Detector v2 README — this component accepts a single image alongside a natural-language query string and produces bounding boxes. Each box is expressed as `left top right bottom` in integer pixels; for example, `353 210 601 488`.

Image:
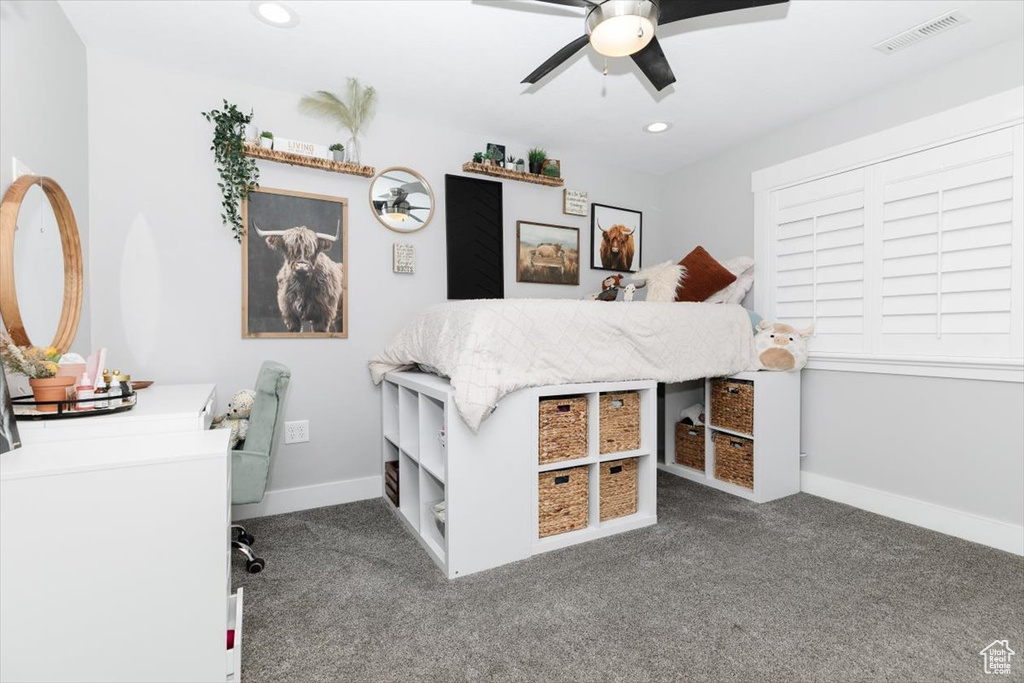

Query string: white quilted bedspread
368 299 758 432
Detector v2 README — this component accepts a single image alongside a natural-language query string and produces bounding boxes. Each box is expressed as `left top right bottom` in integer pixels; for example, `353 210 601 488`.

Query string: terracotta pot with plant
0 333 74 412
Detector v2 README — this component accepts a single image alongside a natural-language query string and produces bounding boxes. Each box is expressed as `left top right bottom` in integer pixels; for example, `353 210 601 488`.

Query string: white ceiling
60 0 1024 174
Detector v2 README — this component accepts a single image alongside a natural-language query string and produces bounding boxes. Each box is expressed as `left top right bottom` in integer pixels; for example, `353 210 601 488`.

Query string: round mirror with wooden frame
0 175 83 352
368 167 434 233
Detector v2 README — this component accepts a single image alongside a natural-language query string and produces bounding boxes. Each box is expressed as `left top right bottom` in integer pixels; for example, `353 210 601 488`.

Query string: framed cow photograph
242 187 348 338
516 221 580 286
591 203 642 273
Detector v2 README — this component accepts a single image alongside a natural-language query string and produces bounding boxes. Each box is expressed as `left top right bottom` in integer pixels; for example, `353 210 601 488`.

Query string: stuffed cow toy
755 321 813 371
211 389 257 449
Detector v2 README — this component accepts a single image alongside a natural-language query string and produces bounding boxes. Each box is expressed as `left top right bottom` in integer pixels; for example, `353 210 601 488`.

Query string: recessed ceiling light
249 1 299 28
644 122 671 133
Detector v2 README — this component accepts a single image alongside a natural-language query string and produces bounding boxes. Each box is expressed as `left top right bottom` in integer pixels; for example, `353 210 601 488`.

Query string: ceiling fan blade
402 182 429 195
533 0 596 7
658 0 788 25
631 36 675 91
522 34 590 84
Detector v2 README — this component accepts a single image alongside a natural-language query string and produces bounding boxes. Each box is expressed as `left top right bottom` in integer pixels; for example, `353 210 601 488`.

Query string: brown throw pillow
675 246 737 302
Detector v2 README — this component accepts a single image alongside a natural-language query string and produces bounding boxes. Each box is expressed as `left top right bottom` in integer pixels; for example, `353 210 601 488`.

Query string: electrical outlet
284 420 309 444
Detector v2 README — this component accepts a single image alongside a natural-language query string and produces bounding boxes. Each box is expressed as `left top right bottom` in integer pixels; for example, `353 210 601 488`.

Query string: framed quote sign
563 189 588 216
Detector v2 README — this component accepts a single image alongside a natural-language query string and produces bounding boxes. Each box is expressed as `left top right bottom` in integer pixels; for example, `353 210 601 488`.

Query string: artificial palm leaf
298 78 377 137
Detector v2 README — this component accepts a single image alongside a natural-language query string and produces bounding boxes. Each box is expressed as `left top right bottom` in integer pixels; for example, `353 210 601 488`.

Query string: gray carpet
232 472 1023 683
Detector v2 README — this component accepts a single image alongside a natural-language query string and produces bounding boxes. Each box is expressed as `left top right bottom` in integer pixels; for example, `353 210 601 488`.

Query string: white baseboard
801 471 1024 557
232 475 381 521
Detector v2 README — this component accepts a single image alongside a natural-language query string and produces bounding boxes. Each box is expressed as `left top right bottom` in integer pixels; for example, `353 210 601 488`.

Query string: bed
369 299 758 431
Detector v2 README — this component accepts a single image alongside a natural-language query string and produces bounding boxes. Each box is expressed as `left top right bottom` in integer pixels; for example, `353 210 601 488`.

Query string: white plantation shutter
771 169 867 353
765 124 1024 376
876 128 1020 359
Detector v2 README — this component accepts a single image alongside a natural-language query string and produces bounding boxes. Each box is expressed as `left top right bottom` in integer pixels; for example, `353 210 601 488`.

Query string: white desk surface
16 383 216 431
0 428 231 480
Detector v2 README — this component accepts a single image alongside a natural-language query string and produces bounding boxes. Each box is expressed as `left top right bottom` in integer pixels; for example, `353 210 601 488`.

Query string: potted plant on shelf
201 99 261 242
482 150 496 166
528 148 547 174
514 157 526 173
543 165 561 179
259 131 274 149
472 151 484 164
329 143 345 162
0 332 74 413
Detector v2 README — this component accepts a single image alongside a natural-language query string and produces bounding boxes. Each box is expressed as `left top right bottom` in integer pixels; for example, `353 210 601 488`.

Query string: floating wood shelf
461 162 564 187
243 143 375 178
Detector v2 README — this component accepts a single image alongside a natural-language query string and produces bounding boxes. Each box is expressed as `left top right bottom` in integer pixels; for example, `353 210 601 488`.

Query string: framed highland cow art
591 203 642 273
242 187 348 338
516 221 580 286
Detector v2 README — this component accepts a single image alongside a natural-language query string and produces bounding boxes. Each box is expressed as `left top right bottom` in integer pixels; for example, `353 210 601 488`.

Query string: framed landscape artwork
516 221 580 286
591 203 642 273
242 187 348 338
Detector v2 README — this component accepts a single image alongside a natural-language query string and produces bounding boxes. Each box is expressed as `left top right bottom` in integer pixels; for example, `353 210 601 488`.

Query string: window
755 100 1023 382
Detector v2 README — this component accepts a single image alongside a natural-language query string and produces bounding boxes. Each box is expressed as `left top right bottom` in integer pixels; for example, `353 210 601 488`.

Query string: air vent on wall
873 10 970 54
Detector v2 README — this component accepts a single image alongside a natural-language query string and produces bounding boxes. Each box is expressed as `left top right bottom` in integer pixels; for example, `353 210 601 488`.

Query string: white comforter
369 299 758 432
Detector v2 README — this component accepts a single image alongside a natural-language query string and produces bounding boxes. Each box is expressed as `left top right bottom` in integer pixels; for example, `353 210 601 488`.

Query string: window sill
805 354 1024 383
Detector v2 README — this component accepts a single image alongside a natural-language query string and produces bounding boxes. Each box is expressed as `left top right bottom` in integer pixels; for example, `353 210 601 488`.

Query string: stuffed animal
754 321 813 371
601 274 624 291
678 403 705 426
211 389 257 448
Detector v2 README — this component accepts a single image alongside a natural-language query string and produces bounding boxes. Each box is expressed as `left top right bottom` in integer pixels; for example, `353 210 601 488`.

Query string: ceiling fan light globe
586 0 658 58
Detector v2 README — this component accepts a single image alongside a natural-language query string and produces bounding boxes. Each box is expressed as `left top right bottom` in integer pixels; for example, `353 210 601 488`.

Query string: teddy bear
211 389 257 449
754 321 813 371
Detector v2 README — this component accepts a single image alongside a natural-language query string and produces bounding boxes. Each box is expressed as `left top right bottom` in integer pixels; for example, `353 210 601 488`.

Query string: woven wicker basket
713 431 754 490
599 392 640 454
538 396 589 465
710 378 754 435
599 458 637 521
538 465 589 537
675 423 705 471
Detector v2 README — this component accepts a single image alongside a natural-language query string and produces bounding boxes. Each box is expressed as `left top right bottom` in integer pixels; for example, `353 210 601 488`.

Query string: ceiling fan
373 176 431 223
520 0 789 92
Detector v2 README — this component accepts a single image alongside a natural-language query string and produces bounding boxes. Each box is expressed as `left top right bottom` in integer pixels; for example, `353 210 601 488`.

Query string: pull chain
603 57 608 76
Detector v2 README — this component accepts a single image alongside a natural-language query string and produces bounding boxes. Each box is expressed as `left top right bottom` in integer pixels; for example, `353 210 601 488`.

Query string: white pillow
634 261 686 302
705 256 754 304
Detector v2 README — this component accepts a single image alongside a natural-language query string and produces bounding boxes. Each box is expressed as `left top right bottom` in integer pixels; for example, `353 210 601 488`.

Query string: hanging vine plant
201 100 260 242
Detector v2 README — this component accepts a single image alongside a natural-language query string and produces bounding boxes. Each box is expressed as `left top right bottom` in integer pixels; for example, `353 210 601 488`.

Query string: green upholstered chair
230 360 290 573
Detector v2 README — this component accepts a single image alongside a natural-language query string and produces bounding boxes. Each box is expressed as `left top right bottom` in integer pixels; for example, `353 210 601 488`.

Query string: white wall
0 0 90 355
84 50 666 511
660 37 1024 526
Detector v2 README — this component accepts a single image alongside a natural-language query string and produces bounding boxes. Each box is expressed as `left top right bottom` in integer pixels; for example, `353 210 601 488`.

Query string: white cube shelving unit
659 370 801 503
381 371 657 578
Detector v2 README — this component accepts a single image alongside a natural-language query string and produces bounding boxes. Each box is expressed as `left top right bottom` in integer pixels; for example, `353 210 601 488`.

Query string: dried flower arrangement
0 331 61 379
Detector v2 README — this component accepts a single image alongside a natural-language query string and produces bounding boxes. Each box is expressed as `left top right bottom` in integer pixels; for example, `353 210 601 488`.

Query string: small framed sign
563 189 588 216
393 243 415 274
273 138 330 160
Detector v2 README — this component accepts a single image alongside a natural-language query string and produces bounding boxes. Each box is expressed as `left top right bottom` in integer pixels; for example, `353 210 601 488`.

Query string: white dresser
15 384 216 444
0 385 243 683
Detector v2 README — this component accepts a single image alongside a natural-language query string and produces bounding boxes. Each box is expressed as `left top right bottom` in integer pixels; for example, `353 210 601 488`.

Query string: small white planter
332 150 345 162
260 137 273 150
